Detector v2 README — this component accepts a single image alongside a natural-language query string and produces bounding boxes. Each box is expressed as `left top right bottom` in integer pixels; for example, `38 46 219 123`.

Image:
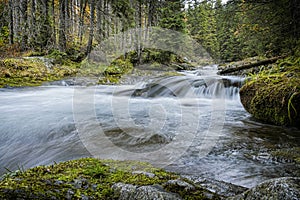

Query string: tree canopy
0 0 299 61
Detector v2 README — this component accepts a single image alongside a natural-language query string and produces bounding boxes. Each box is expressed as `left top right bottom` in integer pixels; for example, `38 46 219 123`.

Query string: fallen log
218 56 284 75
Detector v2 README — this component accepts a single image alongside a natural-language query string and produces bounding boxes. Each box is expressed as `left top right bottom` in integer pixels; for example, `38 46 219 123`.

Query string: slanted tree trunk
218 56 285 75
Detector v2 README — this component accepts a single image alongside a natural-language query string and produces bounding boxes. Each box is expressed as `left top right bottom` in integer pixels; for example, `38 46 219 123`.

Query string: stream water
0 65 299 188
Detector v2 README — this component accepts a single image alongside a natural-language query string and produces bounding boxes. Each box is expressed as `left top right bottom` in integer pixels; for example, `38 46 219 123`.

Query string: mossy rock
239 56 300 127
99 58 133 84
104 58 133 75
0 58 78 88
0 158 219 200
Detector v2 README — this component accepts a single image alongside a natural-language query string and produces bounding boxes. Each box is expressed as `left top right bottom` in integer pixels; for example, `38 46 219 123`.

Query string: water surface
0 66 299 188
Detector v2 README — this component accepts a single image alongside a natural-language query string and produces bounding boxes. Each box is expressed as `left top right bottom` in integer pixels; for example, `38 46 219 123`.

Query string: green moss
160 71 184 77
78 59 107 77
0 58 78 88
98 57 133 84
0 158 218 199
240 56 300 126
22 51 46 57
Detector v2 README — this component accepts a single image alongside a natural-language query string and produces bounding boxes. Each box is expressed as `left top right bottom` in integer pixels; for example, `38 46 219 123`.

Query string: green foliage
0 26 9 47
47 49 82 67
159 0 186 32
111 0 135 30
187 1 218 59
99 57 133 84
127 48 180 65
104 57 133 75
186 0 300 61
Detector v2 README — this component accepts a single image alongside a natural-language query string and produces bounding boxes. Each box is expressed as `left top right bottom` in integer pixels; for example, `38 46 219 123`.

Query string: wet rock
164 179 195 191
132 171 156 178
229 177 300 200
182 175 247 197
112 183 182 200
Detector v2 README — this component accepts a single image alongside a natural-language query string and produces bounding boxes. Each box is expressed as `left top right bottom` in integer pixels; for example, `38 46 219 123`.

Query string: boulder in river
229 177 300 200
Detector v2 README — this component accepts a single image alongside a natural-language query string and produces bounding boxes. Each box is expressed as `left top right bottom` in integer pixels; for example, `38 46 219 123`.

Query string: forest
0 0 299 61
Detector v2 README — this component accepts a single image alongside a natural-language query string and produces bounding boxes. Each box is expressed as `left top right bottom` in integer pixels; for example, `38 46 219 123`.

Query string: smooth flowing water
0 66 299 188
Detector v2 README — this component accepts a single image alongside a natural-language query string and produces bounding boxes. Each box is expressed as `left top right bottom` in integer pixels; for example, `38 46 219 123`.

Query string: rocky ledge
0 158 299 200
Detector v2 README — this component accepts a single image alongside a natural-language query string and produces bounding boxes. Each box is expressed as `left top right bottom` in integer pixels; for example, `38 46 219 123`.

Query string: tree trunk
78 0 87 45
64 0 70 45
135 0 142 64
30 0 36 45
96 0 102 42
105 0 110 38
218 56 285 75
20 0 28 51
102 0 106 38
51 0 56 47
87 0 95 54
9 0 14 45
59 0 66 52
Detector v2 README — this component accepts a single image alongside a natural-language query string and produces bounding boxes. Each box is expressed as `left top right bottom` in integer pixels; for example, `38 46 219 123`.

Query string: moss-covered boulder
98 57 134 84
0 57 78 88
229 177 300 200
239 57 300 127
0 158 220 200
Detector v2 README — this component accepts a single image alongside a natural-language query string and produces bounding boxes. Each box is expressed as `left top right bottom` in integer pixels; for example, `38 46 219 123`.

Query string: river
0 65 299 188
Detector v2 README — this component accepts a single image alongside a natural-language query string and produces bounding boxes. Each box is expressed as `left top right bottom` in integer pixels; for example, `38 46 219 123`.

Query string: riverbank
218 55 300 127
0 158 223 199
0 49 196 88
1 158 299 199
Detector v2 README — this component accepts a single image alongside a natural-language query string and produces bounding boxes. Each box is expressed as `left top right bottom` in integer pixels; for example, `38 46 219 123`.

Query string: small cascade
192 77 243 100
130 66 244 100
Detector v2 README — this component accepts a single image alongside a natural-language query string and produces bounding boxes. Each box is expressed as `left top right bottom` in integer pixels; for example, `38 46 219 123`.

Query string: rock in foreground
229 177 300 200
0 158 219 199
0 158 299 200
